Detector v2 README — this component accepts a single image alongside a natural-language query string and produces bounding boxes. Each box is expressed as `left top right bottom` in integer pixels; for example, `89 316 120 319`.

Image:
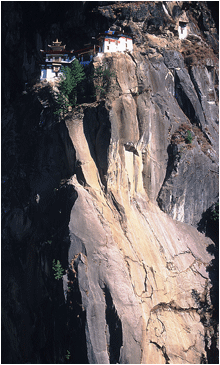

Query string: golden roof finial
52 39 62 46
48 38 66 49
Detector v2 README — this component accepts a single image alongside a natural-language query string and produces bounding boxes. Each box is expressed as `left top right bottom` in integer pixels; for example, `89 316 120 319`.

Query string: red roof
97 32 132 39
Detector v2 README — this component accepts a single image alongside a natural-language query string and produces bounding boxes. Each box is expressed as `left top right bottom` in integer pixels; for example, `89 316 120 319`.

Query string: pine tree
56 59 86 114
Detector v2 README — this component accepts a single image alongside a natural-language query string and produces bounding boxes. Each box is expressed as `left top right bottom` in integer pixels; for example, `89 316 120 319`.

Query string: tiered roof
40 39 73 55
48 39 66 50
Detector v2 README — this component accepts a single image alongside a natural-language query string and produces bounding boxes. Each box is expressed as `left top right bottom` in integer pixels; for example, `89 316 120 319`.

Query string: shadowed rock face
2 1 219 364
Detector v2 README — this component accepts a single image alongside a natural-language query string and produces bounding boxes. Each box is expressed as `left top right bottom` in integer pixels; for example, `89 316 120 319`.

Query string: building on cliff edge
40 32 133 81
40 39 75 81
72 44 99 66
96 30 133 53
72 30 133 64
178 12 189 39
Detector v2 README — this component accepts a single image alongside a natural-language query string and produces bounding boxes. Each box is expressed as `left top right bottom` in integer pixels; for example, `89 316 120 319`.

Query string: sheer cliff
2 2 219 364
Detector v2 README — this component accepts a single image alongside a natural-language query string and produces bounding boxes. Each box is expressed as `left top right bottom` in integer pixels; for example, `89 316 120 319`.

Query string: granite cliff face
2 2 219 364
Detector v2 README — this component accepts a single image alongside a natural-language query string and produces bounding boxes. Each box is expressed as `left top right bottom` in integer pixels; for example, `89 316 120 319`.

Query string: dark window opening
179 22 187 34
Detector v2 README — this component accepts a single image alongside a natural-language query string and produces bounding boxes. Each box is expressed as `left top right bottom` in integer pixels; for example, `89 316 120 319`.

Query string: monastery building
97 30 133 53
40 39 75 81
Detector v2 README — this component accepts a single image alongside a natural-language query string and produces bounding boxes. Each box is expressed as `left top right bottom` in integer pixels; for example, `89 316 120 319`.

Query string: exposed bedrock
91 50 218 226
63 50 218 363
2 1 219 364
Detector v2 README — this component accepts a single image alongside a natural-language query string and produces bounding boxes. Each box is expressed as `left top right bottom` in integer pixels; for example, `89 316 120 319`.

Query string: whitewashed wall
119 36 133 52
102 36 133 53
178 24 188 39
40 67 63 81
40 69 47 80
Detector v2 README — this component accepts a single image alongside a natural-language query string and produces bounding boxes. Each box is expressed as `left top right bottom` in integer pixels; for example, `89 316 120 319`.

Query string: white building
97 30 133 53
178 13 189 40
40 39 75 82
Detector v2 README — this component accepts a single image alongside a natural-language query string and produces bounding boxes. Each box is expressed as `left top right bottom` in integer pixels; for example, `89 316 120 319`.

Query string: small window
108 39 110 44
179 22 186 34
126 43 128 48
116 40 118 46
107 46 109 50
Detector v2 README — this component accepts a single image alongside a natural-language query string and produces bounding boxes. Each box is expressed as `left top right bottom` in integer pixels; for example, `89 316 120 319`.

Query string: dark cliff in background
1 1 218 105
1 2 219 364
2 1 109 105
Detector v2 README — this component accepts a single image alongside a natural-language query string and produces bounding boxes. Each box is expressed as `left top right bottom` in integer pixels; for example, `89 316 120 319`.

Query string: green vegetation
65 350 71 360
54 59 86 116
52 259 64 280
44 239 52 245
54 61 116 115
185 130 193 144
93 65 116 98
211 202 219 221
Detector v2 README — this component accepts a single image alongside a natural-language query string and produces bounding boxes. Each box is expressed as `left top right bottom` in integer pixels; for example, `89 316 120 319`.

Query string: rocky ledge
2 1 219 364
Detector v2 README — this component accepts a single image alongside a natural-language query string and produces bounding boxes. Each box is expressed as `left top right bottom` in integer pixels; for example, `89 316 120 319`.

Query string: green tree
52 259 64 280
93 66 116 99
211 202 219 221
185 130 193 144
54 90 70 118
65 350 71 360
55 59 86 115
